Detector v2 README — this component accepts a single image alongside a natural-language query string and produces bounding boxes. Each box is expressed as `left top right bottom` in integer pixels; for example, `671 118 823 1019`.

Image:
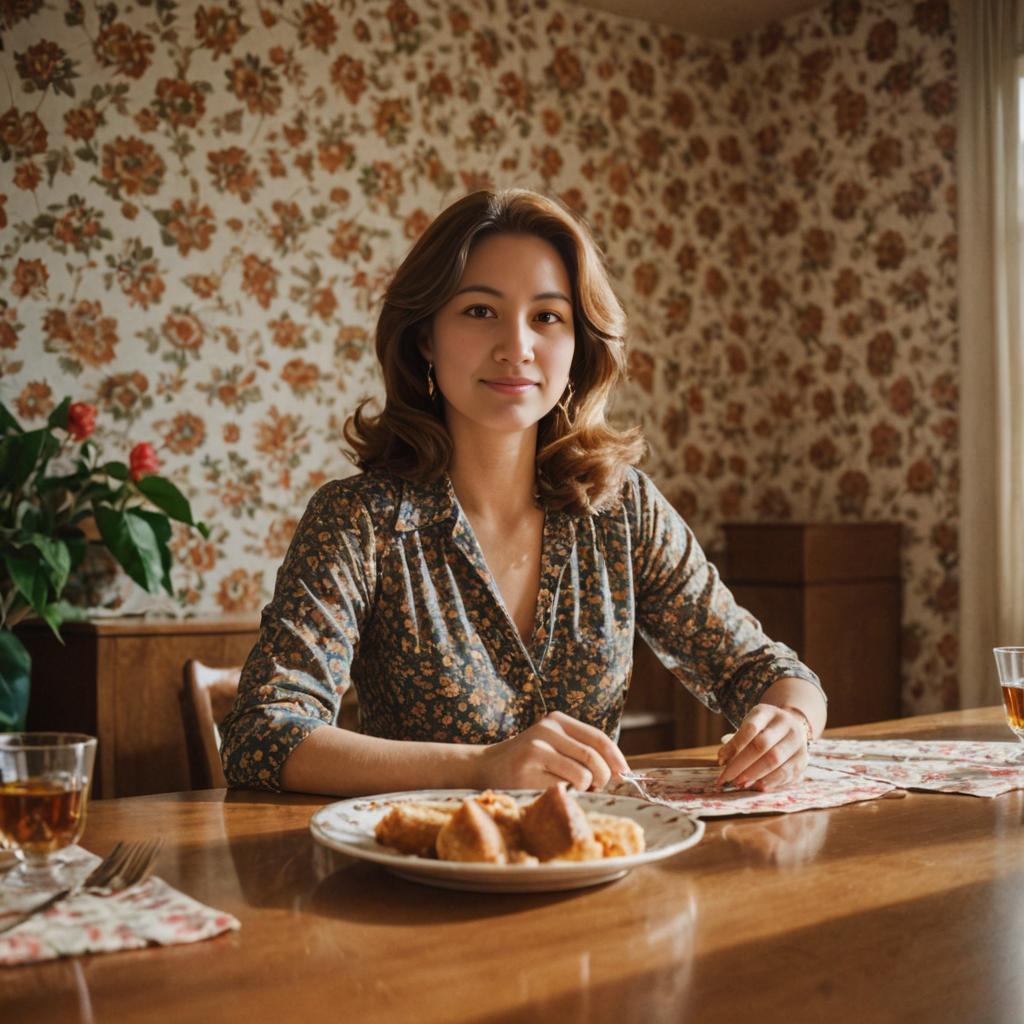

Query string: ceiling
569 0 826 39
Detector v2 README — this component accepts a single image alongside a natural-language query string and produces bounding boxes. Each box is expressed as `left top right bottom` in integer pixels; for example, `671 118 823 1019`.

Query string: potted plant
0 397 208 730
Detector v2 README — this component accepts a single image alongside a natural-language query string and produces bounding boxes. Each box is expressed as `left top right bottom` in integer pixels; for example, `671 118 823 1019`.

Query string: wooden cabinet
722 522 902 728
19 616 259 798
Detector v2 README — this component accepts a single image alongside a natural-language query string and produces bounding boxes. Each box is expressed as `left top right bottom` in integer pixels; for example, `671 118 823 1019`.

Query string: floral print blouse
220 467 822 791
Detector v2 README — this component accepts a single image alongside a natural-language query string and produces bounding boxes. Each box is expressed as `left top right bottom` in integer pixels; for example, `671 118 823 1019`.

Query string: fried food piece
474 789 523 848
587 812 646 858
374 800 457 857
435 797 509 864
520 784 604 862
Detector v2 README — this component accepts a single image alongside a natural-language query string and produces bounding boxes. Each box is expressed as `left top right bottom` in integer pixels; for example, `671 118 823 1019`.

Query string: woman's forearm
279 724 485 797
759 676 828 738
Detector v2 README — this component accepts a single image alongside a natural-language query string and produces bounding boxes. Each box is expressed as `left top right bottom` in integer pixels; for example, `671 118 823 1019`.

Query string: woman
221 188 826 797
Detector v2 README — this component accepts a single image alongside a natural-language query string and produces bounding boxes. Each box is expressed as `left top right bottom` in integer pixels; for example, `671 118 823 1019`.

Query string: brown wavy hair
344 188 645 514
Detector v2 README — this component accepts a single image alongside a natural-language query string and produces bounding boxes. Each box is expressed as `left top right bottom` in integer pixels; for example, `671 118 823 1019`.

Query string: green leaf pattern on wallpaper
1 0 959 712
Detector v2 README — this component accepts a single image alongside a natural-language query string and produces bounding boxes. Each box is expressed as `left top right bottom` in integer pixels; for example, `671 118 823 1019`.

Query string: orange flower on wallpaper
116 256 166 309
281 358 320 396
264 516 299 559
374 97 412 142
546 47 583 93
241 254 279 309
227 55 283 115
269 315 306 349
187 538 217 574
255 406 310 468
318 140 355 174
43 301 118 367
194 6 248 59
14 381 54 421
15 39 76 95
96 371 150 420
0 107 47 159
330 54 367 104
216 568 264 613
162 311 205 354
386 0 420 38
64 104 99 140
11 258 48 298
298 3 338 52
94 22 153 78
161 412 207 455
153 77 207 128
159 197 216 255
13 161 41 191
208 146 262 202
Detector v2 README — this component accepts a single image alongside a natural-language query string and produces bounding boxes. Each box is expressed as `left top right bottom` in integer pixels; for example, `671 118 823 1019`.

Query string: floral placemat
0 845 239 967
810 738 1024 797
613 765 896 817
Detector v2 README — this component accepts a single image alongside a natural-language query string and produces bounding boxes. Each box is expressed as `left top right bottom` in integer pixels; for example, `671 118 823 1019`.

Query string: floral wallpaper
1 0 957 712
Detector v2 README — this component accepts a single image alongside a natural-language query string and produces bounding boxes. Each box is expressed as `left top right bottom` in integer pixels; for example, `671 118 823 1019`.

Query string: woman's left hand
715 704 810 791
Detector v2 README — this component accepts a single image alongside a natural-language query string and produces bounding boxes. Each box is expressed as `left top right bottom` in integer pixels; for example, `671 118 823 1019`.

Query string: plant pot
63 542 179 617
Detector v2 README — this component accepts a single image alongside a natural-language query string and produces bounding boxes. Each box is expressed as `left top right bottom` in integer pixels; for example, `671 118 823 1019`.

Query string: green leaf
132 508 173 592
135 475 196 525
0 430 47 487
3 549 51 617
61 530 87 572
100 461 129 480
94 505 167 594
37 466 90 493
15 502 42 532
82 481 124 504
29 535 71 596
0 630 31 732
47 396 72 429
0 401 23 435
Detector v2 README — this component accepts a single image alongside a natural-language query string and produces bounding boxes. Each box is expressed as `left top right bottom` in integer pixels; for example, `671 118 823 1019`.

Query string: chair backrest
182 660 241 789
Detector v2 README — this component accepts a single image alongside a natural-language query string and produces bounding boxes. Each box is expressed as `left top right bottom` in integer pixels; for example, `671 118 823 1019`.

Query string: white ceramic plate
309 789 705 893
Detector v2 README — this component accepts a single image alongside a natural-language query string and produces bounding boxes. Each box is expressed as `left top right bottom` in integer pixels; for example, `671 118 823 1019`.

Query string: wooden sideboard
20 616 259 798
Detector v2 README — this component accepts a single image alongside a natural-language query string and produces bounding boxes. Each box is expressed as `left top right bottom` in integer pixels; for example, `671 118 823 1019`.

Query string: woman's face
421 232 576 444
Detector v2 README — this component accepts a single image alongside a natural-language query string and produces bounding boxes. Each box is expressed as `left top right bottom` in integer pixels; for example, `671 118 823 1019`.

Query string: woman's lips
482 378 538 394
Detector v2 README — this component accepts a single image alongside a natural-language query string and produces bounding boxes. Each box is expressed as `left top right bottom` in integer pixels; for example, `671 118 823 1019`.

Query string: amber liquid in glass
0 779 85 856
1000 683 1024 739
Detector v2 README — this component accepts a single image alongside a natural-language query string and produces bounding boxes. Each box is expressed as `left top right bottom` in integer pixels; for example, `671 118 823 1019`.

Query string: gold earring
427 362 436 398
558 380 575 419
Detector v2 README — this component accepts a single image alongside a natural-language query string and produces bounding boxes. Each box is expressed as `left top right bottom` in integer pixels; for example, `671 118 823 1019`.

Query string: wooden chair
182 660 241 789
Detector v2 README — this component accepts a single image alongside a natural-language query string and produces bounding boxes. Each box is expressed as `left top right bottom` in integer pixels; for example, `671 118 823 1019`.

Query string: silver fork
0 838 164 936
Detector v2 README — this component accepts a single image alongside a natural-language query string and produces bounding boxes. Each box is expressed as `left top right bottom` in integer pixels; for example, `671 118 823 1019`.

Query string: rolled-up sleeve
220 482 377 791
628 470 824 728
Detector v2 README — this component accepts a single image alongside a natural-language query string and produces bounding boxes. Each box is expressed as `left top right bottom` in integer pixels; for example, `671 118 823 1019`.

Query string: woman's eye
536 311 563 324
464 305 493 318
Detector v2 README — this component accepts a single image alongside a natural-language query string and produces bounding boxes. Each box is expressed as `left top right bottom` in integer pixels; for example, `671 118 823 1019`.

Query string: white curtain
957 0 1024 706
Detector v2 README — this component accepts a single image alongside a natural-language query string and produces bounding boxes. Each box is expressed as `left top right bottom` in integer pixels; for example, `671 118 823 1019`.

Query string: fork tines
87 837 164 890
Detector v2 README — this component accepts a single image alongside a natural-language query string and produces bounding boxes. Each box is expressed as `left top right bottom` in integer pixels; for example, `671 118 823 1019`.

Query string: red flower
129 441 160 481
66 402 97 441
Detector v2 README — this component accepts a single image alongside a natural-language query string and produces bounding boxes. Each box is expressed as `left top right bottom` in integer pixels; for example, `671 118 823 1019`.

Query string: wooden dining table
4 707 1023 1023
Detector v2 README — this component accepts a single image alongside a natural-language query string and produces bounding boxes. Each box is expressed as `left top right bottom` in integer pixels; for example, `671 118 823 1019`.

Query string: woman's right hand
474 711 629 792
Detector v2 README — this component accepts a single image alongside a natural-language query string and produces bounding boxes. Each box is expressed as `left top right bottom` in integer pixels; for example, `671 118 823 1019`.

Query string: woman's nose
494 316 535 364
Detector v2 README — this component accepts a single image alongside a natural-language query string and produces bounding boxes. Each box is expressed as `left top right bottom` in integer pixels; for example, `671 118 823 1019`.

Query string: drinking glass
0 733 97 891
993 647 1024 760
